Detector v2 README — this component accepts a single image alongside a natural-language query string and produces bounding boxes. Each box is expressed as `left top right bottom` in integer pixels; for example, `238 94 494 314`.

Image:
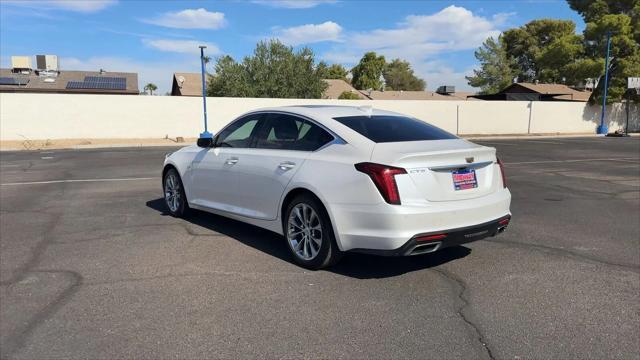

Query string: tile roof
0 68 138 94
505 82 592 101
358 90 476 101
171 72 204 96
168 74 478 101
322 79 365 99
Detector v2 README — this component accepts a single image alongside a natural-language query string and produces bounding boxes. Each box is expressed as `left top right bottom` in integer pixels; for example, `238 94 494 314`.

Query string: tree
466 36 517 94
567 0 638 22
383 59 426 91
338 91 361 99
207 40 327 98
501 19 585 85
208 55 252 97
351 52 386 90
144 83 157 95
469 1 639 102
568 0 640 103
202 55 212 73
320 63 349 81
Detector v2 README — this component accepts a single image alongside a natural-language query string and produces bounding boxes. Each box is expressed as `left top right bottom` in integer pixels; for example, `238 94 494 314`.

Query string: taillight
497 157 507 188
355 162 407 205
415 233 447 242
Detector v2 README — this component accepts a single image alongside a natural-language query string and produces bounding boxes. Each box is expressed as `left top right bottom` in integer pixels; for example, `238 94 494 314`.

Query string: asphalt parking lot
1 136 638 359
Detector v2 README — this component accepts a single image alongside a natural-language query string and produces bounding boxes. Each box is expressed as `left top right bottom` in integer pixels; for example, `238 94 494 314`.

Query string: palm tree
202 55 213 74
144 83 158 95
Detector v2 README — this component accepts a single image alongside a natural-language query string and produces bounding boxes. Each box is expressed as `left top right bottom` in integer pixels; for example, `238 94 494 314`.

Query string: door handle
278 161 296 170
225 157 239 165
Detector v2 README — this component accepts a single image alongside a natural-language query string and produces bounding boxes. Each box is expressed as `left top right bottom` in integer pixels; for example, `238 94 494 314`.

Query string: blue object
199 46 213 139
597 31 611 135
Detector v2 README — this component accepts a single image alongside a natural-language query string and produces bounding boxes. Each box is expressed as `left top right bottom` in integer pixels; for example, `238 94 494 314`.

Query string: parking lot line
475 142 521 146
506 157 639 165
0 177 156 186
521 140 566 144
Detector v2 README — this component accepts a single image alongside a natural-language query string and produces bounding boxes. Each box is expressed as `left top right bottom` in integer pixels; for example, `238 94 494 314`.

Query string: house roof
358 90 476 101
171 72 204 96
0 68 139 94
502 82 592 101
322 79 365 99
167 74 478 101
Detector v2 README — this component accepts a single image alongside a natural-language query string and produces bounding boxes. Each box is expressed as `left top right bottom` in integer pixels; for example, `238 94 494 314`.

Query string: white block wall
0 93 637 141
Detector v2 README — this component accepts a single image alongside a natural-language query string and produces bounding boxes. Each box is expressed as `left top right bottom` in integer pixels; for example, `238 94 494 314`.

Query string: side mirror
197 137 214 148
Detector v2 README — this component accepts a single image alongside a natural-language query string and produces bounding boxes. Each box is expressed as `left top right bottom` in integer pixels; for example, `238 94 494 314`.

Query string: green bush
338 91 361 100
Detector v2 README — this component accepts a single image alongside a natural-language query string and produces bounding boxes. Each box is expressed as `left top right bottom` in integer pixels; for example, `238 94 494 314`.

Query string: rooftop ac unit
11 56 32 70
36 55 58 71
436 85 455 95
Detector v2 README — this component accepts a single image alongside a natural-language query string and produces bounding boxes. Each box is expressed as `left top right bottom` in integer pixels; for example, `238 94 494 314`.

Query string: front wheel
163 168 189 217
284 194 342 269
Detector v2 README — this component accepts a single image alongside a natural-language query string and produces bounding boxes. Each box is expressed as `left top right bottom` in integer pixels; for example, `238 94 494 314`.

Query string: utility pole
626 89 630 135
199 45 212 139
597 31 612 135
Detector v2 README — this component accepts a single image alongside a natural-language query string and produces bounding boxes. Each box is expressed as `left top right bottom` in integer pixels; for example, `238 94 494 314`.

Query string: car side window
254 113 334 151
214 114 262 148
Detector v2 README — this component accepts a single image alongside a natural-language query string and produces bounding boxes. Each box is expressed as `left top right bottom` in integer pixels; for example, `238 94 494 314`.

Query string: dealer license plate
452 169 478 190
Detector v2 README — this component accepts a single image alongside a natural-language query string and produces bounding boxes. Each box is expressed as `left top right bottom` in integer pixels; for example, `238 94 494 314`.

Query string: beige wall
1 93 637 141
458 101 531 134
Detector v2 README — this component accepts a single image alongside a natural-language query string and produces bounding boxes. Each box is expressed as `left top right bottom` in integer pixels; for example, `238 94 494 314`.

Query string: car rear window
333 115 457 143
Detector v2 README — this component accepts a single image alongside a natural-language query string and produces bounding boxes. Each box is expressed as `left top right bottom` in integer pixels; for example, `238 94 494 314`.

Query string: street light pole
199 45 212 139
597 31 612 135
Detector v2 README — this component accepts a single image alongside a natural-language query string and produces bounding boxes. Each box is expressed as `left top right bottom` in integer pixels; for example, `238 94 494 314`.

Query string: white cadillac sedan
162 106 511 269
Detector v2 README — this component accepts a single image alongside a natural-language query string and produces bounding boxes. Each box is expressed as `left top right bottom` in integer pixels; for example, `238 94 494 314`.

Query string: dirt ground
0 137 198 151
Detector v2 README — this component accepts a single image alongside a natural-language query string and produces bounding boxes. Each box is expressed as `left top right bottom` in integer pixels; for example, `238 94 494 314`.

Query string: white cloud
412 61 477 92
251 0 336 9
142 8 226 30
322 6 510 91
143 39 221 55
60 56 201 95
1 0 117 13
273 21 342 46
321 51 360 65
492 12 516 26
351 6 501 52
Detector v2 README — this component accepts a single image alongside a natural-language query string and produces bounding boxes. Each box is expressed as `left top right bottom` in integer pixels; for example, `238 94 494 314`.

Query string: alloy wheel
287 203 323 260
164 173 181 213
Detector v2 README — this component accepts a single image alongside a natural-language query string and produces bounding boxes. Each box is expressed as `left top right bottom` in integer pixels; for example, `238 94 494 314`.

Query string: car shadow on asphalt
146 198 471 279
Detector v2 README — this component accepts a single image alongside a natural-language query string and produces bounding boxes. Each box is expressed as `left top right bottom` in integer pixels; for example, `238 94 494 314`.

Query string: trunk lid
371 139 500 202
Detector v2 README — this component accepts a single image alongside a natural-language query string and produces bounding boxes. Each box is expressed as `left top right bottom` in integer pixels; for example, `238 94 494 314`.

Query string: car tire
284 194 342 270
163 168 189 217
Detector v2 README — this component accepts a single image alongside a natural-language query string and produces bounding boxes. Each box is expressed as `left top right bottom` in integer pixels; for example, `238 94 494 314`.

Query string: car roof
240 105 406 145
255 105 401 119
237 105 408 148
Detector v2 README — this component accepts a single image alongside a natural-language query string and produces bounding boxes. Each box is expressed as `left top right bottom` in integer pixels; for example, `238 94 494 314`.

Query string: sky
0 0 585 94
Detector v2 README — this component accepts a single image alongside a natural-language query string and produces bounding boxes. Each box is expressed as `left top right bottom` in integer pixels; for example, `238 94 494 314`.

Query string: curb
1 133 637 151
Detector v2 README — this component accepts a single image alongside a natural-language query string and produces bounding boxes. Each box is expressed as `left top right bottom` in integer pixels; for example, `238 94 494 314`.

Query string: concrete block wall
0 93 637 141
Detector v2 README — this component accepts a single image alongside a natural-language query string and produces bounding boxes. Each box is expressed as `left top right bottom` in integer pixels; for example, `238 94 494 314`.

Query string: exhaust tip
408 241 442 256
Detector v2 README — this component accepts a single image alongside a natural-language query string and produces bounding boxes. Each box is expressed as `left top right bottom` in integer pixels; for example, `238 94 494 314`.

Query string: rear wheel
284 194 341 269
163 168 189 217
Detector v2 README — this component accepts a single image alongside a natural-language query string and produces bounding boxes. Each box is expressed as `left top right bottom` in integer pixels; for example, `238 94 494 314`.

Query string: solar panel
84 76 126 84
66 81 85 89
0 77 29 86
0 77 16 85
65 77 126 90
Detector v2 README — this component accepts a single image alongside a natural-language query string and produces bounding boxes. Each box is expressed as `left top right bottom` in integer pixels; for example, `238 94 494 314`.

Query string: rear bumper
347 215 511 256
328 187 511 252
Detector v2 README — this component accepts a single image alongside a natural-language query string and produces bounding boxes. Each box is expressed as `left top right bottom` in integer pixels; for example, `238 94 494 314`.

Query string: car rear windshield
333 115 457 143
